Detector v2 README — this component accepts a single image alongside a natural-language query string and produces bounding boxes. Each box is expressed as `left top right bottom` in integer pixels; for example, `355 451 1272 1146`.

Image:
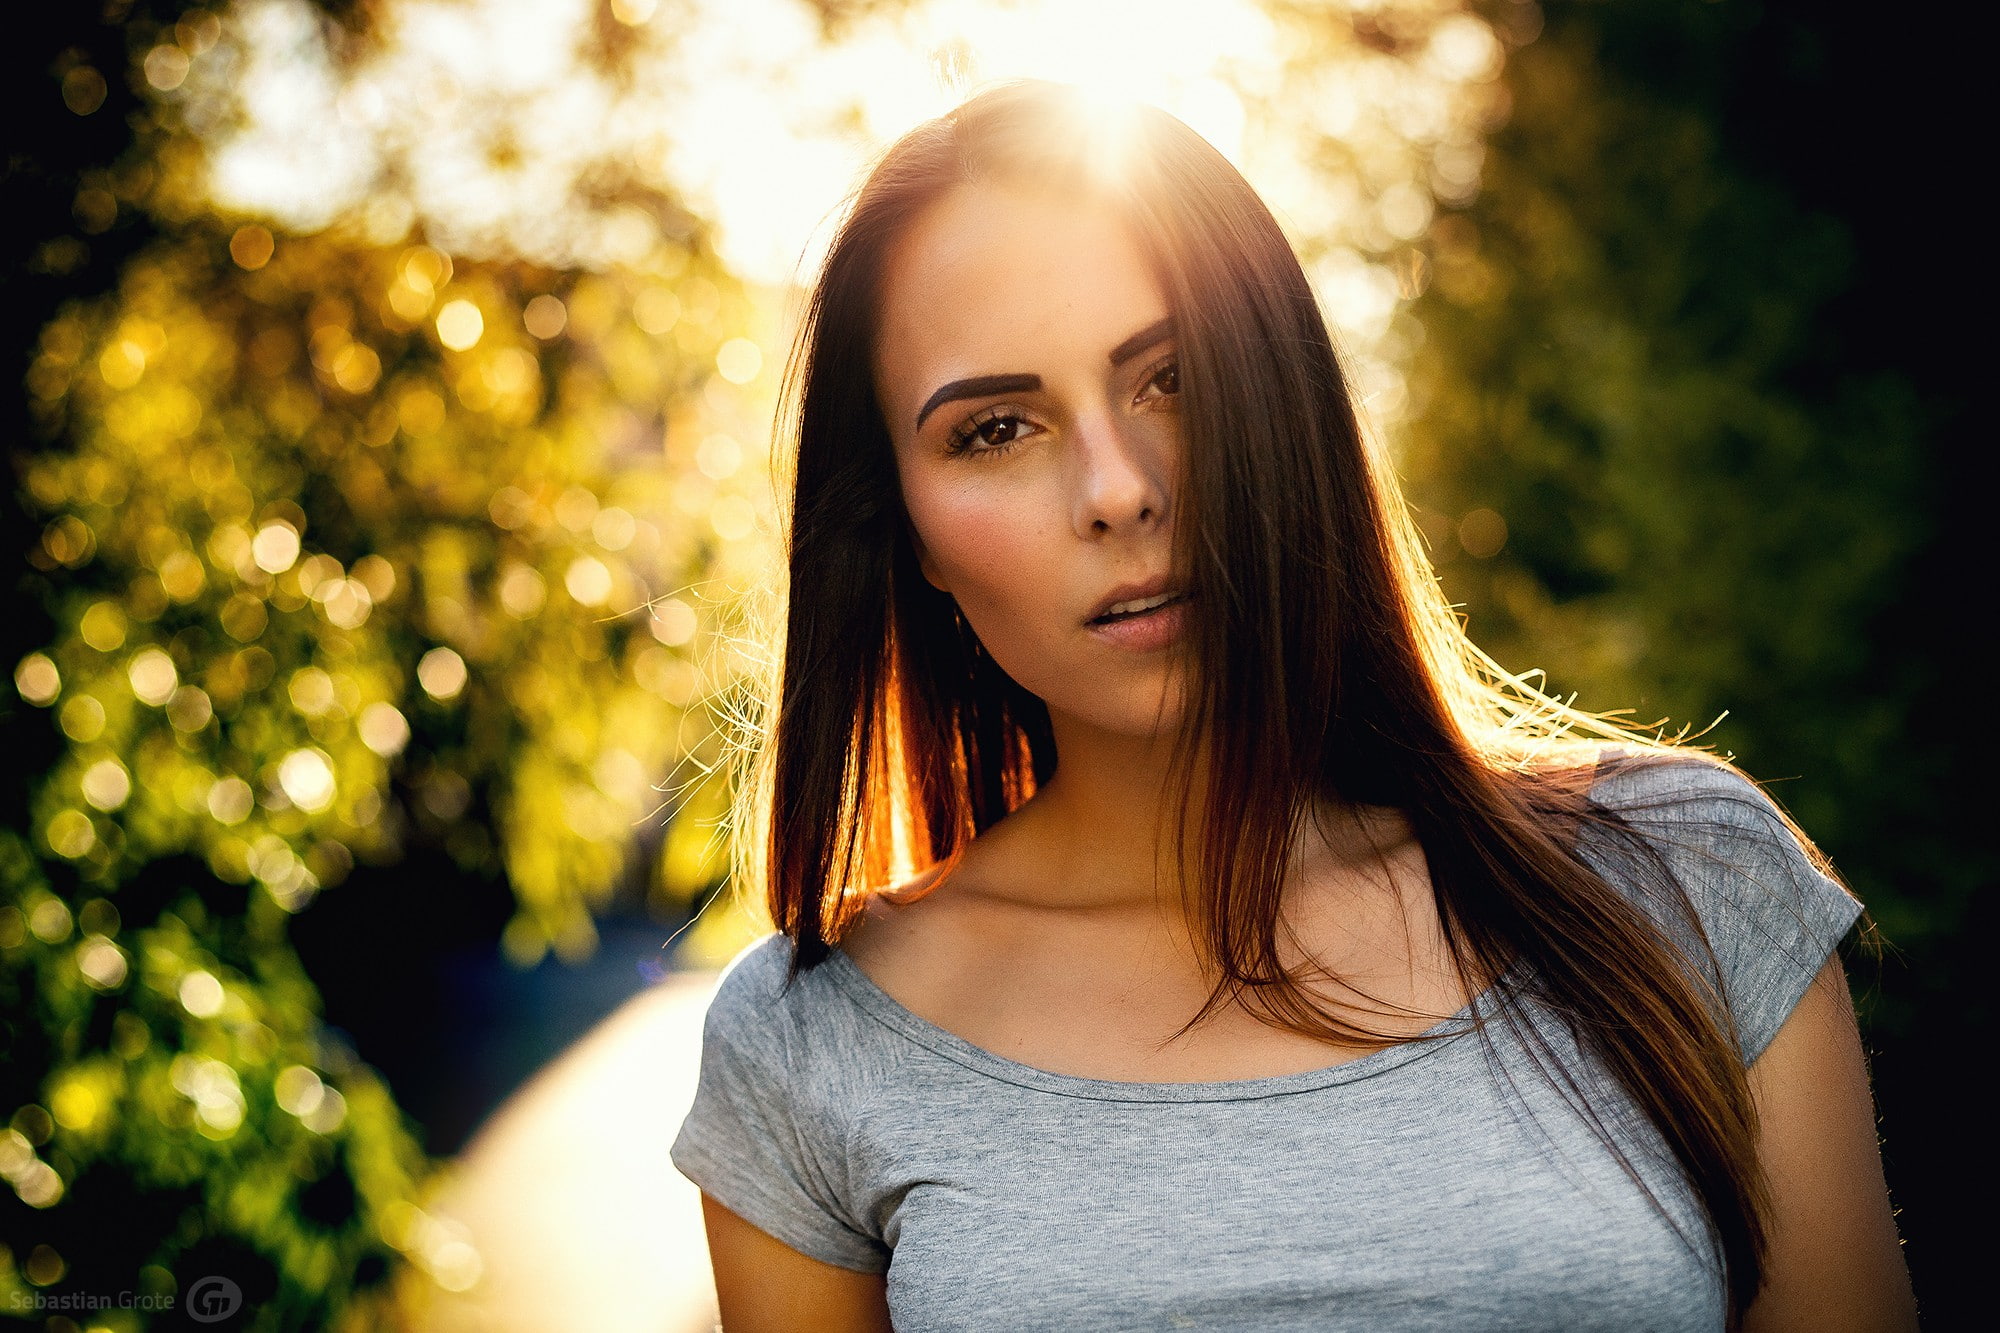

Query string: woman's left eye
1138 355 1180 403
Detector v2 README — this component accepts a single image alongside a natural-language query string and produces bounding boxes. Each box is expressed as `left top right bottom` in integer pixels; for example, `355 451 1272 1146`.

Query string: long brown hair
729 78 1839 1320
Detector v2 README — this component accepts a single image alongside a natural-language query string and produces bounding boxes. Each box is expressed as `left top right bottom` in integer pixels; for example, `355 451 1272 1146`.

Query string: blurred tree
4 1 753 1325
1406 5 1924 838
1404 0 1979 1317
19 220 747 961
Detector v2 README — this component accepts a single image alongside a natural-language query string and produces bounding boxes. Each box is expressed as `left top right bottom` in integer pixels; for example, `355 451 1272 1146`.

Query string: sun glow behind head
197 0 1272 287
193 0 1514 427
676 0 1274 286
1060 84 1153 197
910 0 1262 163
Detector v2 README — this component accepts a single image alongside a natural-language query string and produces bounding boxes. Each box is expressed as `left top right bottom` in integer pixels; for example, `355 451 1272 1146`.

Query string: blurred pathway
397 967 724 1332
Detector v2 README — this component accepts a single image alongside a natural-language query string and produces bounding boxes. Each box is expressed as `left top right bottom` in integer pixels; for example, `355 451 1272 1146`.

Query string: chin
1055 683 1191 740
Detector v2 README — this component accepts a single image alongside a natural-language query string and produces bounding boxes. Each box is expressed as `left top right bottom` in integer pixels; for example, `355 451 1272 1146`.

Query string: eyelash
944 354 1182 460
946 404 1027 459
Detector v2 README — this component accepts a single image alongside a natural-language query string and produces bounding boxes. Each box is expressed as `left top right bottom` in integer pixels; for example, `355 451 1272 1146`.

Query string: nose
1069 407 1172 538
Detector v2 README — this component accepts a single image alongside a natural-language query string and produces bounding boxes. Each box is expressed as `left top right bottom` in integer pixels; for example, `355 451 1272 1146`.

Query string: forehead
871 180 1168 422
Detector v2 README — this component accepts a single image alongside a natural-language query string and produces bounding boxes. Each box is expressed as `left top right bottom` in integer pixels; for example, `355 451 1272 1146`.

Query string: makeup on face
873 180 1193 731
913 317 1176 433
1085 592 1190 651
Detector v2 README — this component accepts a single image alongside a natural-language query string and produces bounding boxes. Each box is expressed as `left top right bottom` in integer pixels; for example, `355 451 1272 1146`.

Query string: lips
1089 591 1189 624
1085 590 1190 651
1084 576 1184 625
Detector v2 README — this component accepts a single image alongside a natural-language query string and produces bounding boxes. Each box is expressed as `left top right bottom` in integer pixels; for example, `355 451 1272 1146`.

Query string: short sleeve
1586 754 1865 1065
669 935 889 1272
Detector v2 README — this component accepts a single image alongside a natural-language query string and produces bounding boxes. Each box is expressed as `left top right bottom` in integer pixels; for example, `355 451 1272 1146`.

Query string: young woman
669 81 1915 1331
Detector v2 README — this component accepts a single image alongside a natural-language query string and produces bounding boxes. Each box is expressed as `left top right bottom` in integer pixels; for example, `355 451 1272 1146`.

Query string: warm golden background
2 1 1977 1328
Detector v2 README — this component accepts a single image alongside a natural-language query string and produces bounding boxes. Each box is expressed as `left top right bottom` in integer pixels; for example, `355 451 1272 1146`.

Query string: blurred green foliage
4 3 758 1323
2 827 422 1327
1406 0 1956 994
17 218 750 958
1406 4 1976 1309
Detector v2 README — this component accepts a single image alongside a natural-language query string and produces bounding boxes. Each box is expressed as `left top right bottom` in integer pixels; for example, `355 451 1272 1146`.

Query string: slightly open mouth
1089 591 1189 625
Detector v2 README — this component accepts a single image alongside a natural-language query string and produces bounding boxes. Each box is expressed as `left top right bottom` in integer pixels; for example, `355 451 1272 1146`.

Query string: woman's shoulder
1585 743 1784 814
672 928 893 1272
1504 741 1790 845
708 929 798 999
691 926 898 1107
1580 745 1842 882
697 928 853 1044
1571 745 1864 1061
1573 743 1833 889
697 857 988 1055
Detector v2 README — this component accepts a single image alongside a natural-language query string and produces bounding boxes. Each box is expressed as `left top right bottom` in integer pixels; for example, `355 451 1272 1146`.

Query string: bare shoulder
839 802 1047 966
831 817 1102 1040
843 860 951 948
838 856 994 1000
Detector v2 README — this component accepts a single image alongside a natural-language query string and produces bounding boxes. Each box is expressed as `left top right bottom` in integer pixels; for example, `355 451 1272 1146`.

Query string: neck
976 716 1401 924
1018 728 1207 907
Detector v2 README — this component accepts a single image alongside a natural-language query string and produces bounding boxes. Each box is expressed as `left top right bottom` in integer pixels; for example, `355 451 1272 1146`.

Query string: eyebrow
914 373 1039 432
1108 317 1175 369
911 317 1177 432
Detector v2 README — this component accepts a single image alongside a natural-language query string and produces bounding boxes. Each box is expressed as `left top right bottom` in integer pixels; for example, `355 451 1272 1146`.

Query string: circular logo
185 1276 243 1324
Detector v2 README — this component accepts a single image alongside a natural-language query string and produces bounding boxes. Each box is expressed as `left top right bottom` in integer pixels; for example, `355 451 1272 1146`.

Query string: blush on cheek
901 464 1074 697
914 491 1054 603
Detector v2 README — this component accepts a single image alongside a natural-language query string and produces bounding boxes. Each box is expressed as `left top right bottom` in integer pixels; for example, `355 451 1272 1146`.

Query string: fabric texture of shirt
668 752 1863 1331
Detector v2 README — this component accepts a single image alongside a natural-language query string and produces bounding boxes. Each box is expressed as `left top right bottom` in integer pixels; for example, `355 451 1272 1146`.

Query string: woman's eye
1141 357 1181 401
977 416 1022 446
948 408 1032 456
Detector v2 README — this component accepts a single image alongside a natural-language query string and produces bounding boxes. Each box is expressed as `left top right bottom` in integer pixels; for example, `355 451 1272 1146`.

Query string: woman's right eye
947 407 1033 457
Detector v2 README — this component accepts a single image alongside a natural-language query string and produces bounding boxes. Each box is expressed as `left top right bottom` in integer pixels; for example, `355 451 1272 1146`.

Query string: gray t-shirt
669 754 1862 1330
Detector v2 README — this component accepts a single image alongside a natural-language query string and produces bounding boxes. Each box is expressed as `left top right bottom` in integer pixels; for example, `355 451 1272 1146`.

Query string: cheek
906 478 1061 623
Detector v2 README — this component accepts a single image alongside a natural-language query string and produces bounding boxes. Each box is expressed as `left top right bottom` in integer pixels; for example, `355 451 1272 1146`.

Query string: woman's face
872 179 1192 737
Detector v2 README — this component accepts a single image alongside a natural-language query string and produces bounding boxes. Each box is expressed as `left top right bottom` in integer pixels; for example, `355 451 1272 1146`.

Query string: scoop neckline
817 943 1500 1103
